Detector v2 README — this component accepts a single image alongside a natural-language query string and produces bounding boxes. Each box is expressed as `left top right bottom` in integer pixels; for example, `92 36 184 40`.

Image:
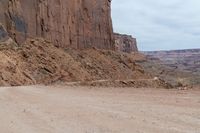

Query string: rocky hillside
0 38 172 88
0 0 114 49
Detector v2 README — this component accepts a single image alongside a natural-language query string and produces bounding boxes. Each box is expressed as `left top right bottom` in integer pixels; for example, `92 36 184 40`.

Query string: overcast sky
111 0 200 51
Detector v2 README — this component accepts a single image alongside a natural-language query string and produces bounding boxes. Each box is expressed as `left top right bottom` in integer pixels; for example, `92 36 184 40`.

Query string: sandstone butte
0 0 114 49
114 33 138 53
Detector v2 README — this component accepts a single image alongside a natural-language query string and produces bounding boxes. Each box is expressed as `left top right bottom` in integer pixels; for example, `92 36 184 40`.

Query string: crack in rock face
0 24 8 42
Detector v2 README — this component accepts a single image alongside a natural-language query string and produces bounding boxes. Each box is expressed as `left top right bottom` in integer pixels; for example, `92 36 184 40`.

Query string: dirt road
0 86 199 133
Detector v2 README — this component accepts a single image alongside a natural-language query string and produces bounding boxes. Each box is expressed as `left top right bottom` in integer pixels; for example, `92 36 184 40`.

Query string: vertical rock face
114 33 138 53
0 0 114 49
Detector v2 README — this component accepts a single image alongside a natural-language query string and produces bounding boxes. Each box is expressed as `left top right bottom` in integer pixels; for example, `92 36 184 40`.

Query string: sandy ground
0 86 199 133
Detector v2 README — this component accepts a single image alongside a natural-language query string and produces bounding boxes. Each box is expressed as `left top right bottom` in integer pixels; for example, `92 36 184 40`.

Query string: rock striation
114 33 138 53
0 0 114 49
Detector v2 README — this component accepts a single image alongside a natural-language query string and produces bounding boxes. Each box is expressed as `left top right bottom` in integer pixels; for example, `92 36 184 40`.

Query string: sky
111 0 200 51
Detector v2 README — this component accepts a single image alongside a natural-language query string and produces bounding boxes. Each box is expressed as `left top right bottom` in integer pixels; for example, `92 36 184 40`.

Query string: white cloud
111 0 200 51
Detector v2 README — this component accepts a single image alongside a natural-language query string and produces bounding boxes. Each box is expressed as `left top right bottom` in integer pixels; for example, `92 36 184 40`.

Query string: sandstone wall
0 0 114 49
114 33 138 53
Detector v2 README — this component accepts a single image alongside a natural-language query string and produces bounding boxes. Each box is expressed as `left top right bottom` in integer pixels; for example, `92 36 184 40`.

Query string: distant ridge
142 48 200 53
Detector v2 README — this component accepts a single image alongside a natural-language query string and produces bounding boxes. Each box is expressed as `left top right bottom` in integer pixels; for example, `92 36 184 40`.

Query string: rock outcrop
114 33 138 53
0 0 114 49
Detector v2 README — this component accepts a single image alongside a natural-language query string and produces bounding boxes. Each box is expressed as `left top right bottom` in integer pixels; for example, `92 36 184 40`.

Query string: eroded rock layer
0 0 114 49
114 33 138 53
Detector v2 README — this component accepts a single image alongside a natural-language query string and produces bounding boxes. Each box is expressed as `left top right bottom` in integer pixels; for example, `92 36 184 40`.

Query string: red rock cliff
0 0 114 49
114 33 138 53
